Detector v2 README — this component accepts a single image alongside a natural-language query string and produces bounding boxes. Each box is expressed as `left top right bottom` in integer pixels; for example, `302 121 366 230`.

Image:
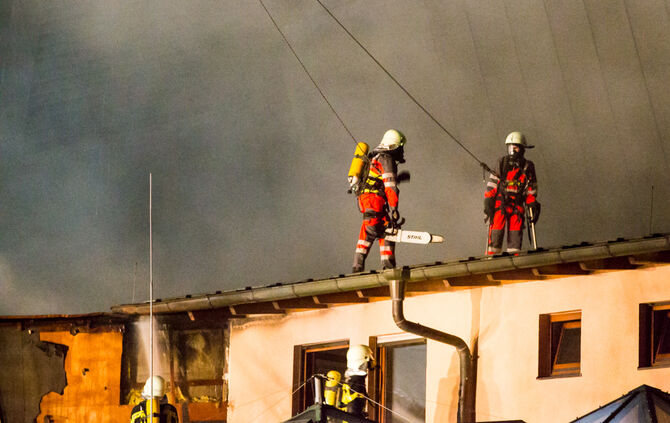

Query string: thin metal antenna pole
149 173 154 418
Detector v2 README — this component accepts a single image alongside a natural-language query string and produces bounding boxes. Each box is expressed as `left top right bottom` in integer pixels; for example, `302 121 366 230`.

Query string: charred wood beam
357 287 390 298
445 274 501 287
177 309 231 326
629 251 670 264
171 379 224 386
405 279 450 292
532 263 591 276
273 297 328 311
228 302 285 316
313 292 369 304
579 257 640 270
487 269 545 281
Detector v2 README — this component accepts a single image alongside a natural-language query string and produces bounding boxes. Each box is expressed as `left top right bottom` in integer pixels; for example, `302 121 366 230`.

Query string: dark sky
1 0 669 315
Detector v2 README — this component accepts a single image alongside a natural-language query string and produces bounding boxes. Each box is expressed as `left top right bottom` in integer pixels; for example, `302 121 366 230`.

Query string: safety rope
315 373 415 422
314 0 496 177
247 375 315 423
258 0 358 144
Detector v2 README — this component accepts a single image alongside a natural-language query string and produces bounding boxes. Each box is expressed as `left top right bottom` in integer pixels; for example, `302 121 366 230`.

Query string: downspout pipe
386 268 476 423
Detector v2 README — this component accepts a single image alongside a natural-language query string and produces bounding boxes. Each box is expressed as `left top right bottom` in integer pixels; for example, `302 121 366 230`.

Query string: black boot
352 253 366 273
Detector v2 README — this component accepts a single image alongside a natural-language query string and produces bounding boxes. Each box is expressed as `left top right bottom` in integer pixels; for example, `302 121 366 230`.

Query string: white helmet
377 129 406 150
504 131 534 149
347 344 376 372
142 375 167 399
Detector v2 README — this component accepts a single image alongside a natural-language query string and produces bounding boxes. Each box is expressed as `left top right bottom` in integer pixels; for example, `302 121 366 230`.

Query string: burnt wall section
0 325 67 423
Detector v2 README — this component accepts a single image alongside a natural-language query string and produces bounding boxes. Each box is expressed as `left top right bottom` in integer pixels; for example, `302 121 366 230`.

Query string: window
539 311 581 377
121 321 227 405
370 336 426 423
172 328 226 401
639 302 670 368
292 340 349 415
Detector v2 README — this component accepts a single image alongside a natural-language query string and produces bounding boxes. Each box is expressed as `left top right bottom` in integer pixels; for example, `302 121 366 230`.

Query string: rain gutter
111 234 670 315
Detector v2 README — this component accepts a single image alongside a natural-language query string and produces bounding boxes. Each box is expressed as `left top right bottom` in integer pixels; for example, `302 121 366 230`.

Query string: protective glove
484 197 495 223
528 201 541 224
388 207 404 231
396 171 411 185
390 207 400 223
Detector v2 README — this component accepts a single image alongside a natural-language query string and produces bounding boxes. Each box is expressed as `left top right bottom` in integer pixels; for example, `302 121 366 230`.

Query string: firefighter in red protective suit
352 129 406 273
484 131 540 255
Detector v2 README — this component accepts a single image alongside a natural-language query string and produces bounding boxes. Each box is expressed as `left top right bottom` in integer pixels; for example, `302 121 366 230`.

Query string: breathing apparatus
324 370 342 406
505 131 533 166
142 376 166 423
347 142 370 195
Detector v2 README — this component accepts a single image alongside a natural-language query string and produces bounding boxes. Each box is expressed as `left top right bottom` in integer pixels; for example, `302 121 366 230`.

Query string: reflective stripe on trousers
487 202 524 255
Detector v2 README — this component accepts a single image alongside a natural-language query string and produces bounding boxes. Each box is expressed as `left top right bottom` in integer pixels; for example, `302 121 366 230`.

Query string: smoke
134 317 169 380
0 255 63 314
1 1 669 315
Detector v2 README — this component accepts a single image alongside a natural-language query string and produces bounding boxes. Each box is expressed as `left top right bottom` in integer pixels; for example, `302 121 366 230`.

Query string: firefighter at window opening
484 131 540 255
340 344 377 417
130 376 179 423
352 129 406 273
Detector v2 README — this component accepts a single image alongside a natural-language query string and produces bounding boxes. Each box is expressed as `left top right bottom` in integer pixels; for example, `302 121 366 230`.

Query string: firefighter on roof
130 376 179 423
351 129 406 272
484 131 540 255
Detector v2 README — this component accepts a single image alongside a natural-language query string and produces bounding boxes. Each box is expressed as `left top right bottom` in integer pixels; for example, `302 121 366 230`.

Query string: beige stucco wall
227 264 670 423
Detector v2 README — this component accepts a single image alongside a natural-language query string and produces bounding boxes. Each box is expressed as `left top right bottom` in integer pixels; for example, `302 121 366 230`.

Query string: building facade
217 238 670 422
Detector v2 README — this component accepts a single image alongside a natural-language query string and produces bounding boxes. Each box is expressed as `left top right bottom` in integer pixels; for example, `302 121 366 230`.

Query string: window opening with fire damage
121 321 227 406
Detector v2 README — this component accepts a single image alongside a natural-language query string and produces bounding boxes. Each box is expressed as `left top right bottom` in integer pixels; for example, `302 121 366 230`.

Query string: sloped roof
0 312 129 331
111 234 670 318
571 385 670 423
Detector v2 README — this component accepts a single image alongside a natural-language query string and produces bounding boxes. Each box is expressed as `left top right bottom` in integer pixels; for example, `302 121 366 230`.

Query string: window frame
639 302 670 369
538 310 582 378
291 340 349 416
369 335 427 423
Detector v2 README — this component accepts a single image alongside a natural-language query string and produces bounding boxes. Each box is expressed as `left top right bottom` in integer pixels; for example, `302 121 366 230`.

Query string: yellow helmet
326 370 342 383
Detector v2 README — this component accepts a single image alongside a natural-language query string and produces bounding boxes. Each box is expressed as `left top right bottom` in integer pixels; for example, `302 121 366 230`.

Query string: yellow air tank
324 370 342 406
348 142 369 179
348 142 369 194
149 398 160 423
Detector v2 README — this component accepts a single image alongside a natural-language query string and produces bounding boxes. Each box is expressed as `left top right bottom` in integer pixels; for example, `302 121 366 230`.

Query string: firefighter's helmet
504 131 534 149
142 375 167 399
327 370 342 383
346 344 376 372
377 129 406 150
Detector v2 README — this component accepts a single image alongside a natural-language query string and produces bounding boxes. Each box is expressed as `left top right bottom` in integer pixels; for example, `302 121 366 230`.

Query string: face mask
393 146 405 163
507 144 524 159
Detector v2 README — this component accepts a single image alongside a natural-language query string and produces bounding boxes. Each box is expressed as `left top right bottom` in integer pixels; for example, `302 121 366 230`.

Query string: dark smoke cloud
1 0 669 314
